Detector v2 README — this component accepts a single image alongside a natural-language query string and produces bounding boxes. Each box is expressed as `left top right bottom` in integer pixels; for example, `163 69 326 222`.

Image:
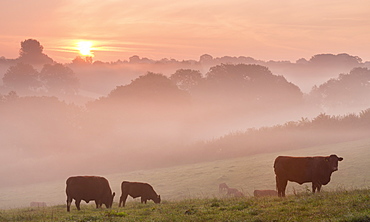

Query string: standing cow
66 176 115 212
119 181 161 207
274 154 343 197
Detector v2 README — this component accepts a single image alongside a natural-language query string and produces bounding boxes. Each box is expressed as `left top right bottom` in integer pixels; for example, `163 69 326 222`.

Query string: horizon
1 0 370 63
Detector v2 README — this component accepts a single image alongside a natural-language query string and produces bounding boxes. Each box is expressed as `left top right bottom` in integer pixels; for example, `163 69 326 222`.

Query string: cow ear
338 157 343 161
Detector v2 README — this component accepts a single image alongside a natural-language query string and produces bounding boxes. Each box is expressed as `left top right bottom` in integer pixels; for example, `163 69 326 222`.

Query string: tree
108 72 188 103
310 67 370 112
39 63 80 95
17 39 53 65
170 69 203 91
2 63 41 93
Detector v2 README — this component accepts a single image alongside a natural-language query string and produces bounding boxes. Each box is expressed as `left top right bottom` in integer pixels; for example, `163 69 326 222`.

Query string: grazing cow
66 176 115 212
274 154 343 197
253 190 278 197
219 183 229 192
119 181 161 207
226 187 244 197
30 202 47 207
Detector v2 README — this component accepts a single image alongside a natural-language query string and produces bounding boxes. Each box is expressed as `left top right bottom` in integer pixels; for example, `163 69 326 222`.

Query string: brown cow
226 187 244 197
66 176 115 212
219 183 229 192
253 190 278 197
274 154 343 197
119 181 161 207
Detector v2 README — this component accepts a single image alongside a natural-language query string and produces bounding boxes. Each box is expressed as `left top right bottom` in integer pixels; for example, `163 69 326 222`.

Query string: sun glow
76 41 93 56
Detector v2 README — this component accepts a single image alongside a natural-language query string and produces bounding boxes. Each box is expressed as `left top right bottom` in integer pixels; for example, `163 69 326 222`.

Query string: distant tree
17 39 53 65
197 64 302 108
71 56 92 65
310 67 370 112
199 54 213 64
309 53 362 67
2 63 41 93
39 63 80 95
170 69 203 91
108 72 188 103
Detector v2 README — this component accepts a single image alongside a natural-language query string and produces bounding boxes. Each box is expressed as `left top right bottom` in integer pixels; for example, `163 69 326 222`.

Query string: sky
1 0 370 63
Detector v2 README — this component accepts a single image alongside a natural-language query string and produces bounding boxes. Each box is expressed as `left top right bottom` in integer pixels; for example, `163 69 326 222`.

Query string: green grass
1 138 370 210
1 189 369 221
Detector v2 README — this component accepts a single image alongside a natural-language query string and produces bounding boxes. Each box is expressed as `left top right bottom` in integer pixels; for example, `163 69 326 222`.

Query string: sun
76 41 93 56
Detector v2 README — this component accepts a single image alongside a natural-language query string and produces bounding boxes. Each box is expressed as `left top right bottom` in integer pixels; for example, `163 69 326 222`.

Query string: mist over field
1 39 370 190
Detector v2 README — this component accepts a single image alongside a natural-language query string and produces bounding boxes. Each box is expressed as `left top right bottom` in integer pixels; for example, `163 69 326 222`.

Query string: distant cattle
274 154 343 197
226 187 244 197
253 190 278 197
119 181 161 207
66 176 115 212
30 202 47 207
219 183 229 192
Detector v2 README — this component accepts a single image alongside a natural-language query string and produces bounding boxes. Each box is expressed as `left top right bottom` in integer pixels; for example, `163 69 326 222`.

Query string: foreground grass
1 189 369 222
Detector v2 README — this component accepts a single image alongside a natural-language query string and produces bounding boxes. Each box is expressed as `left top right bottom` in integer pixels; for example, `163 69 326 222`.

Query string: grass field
1 138 369 210
1 189 369 221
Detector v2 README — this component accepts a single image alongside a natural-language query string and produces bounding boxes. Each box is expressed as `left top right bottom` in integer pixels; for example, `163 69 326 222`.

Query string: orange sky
1 0 369 63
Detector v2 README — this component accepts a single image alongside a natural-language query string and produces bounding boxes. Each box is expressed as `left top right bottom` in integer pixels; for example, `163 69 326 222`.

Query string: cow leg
119 194 128 207
95 200 101 209
141 197 147 204
75 199 81 211
312 183 322 193
312 183 317 193
276 176 287 197
316 184 322 193
66 196 72 212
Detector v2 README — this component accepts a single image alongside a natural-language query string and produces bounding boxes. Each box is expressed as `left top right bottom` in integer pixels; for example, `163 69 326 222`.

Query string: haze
1 0 370 207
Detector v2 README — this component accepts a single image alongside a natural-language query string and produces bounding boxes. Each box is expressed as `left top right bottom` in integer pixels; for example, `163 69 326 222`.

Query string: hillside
0 138 369 209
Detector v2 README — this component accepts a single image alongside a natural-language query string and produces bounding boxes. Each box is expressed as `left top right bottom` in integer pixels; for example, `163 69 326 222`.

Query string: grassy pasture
0 138 369 210
1 189 369 221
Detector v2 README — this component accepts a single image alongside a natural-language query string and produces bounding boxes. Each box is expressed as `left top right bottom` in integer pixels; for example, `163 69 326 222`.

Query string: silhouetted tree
310 67 370 112
108 72 189 104
71 56 93 65
39 63 80 95
197 64 302 108
17 39 53 65
309 53 362 67
170 69 203 91
199 54 214 64
2 63 41 93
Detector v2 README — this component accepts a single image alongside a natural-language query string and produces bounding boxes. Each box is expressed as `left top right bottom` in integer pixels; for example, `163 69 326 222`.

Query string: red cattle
66 176 115 212
274 154 343 197
226 187 244 197
119 181 161 207
219 183 229 192
253 190 278 197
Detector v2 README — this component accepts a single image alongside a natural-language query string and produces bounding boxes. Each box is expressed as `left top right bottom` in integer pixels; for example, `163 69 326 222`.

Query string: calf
119 181 161 207
226 187 244 197
253 190 278 197
219 183 229 192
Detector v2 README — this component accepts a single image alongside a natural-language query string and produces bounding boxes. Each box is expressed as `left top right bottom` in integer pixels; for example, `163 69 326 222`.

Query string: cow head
326 154 343 172
153 195 161 204
104 192 115 208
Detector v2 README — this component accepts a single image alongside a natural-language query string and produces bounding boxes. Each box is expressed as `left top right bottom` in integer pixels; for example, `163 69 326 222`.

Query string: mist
1 40 370 188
